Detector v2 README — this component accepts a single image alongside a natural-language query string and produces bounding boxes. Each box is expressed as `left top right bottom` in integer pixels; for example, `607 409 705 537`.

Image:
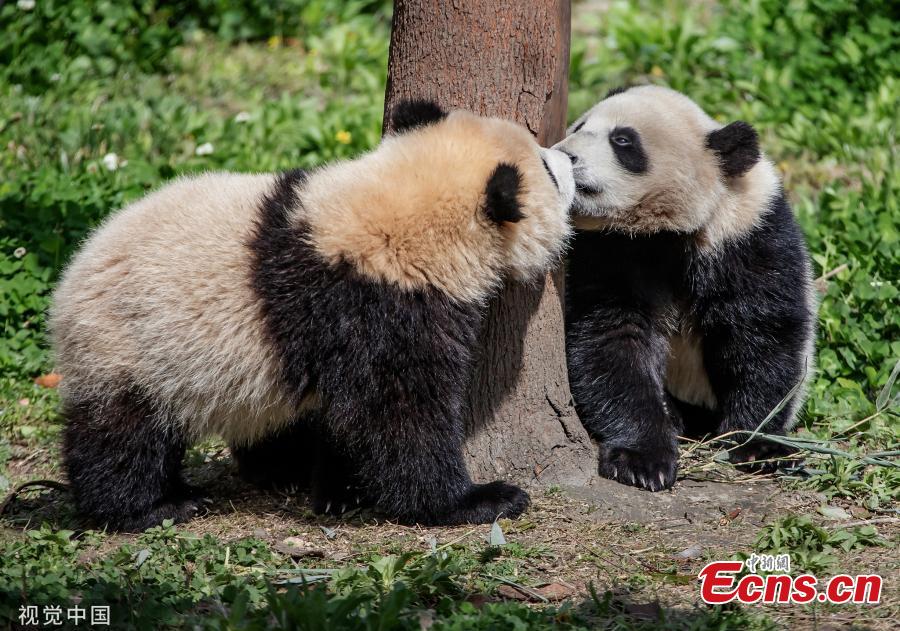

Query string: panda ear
604 85 631 99
706 121 760 178
484 163 525 225
388 99 448 134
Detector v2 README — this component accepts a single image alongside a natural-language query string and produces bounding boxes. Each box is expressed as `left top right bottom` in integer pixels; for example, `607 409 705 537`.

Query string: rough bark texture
384 0 597 488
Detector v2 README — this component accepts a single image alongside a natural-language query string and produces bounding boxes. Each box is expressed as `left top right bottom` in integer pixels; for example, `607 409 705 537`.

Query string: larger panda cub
51 100 576 531
556 86 816 491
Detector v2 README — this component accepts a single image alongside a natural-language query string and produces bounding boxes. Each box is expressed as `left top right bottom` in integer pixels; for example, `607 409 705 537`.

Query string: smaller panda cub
51 100 575 531
558 86 816 491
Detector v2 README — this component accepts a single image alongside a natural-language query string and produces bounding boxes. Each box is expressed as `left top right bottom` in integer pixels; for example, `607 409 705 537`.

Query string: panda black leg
700 309 808 473
326 391 528 525
309 438 368 516
567 307 679 491
62 388 200 532
231 414 370 515
667 394 720 439
231 416 319 491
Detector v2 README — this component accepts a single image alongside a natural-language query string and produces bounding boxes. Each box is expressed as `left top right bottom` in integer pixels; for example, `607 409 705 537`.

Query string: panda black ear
388 99 448 134
604 85 632 99
707 121 760 178
484 163 525 225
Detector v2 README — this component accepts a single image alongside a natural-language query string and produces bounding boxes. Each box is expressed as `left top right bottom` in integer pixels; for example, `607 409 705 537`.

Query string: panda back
51 173 296 443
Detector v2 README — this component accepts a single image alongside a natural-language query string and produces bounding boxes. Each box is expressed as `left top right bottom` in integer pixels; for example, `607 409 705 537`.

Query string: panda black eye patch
608 126 648 174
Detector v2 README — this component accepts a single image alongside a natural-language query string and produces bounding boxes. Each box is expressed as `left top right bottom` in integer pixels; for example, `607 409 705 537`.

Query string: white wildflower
18 0 36 11
195 142 214 156
102 152 121 171
13 247 27 259
234 111 251 123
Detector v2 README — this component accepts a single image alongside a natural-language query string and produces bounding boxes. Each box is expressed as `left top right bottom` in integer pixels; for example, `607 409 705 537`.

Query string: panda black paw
311 476 368 517
312 489 368 516
439 481 530 525
728 438 799 473
114 498 205 532
599 441 678 491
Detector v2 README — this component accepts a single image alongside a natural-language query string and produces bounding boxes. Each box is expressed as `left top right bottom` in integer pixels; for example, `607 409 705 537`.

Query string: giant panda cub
50 100 576 531
556 86 816 491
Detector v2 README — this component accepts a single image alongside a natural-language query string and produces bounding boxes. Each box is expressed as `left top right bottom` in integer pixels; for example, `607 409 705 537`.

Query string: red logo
698 558 882 605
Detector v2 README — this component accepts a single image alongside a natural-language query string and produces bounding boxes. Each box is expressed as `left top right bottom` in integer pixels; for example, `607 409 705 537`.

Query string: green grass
744 515 890 575
2 518 782 630
1 0 898 628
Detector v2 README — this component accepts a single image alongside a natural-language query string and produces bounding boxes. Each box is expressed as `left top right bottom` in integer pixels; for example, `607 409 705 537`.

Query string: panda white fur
555 86 816 491
50 100 576 530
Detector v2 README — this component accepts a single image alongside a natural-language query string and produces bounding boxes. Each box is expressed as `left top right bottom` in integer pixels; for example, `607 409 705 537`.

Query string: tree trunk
383 0 596 488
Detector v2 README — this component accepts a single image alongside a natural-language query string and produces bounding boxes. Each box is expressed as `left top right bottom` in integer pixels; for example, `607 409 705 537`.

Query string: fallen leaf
488 521 506 546
134 548 151 568
675 545 702 559
497 585 530 601
819 505 850 520
535 582 575 601
275 537 325 558
34 373 61 388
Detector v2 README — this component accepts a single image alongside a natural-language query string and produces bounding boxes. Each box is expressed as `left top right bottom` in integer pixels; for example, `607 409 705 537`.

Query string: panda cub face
554 86 776 245
469 113 577 282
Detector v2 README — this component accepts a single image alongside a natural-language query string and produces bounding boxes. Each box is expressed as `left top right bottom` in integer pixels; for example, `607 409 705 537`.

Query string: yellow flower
335 130 352 145
650 65 665 78
268 36 282 49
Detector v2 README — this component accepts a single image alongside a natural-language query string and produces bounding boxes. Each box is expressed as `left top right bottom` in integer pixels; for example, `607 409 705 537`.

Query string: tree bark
383 0 596 488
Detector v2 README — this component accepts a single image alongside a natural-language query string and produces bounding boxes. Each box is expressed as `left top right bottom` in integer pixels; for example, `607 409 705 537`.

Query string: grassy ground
1 0 898 628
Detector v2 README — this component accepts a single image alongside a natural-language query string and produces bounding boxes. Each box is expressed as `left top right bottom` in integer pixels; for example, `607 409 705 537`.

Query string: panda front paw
599 441 678 491
728 438 799 473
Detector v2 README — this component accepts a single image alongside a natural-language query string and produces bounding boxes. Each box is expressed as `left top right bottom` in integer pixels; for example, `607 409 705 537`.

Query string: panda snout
538 148 576 213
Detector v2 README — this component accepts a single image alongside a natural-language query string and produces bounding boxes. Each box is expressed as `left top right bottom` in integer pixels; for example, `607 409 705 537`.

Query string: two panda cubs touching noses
51 86 816 531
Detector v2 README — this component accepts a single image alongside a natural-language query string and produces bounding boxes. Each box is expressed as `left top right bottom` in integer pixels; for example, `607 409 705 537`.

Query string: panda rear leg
63 388 201 532
231 417 318 491
309 435 369 516
700 321 806 473
231 416 368 515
